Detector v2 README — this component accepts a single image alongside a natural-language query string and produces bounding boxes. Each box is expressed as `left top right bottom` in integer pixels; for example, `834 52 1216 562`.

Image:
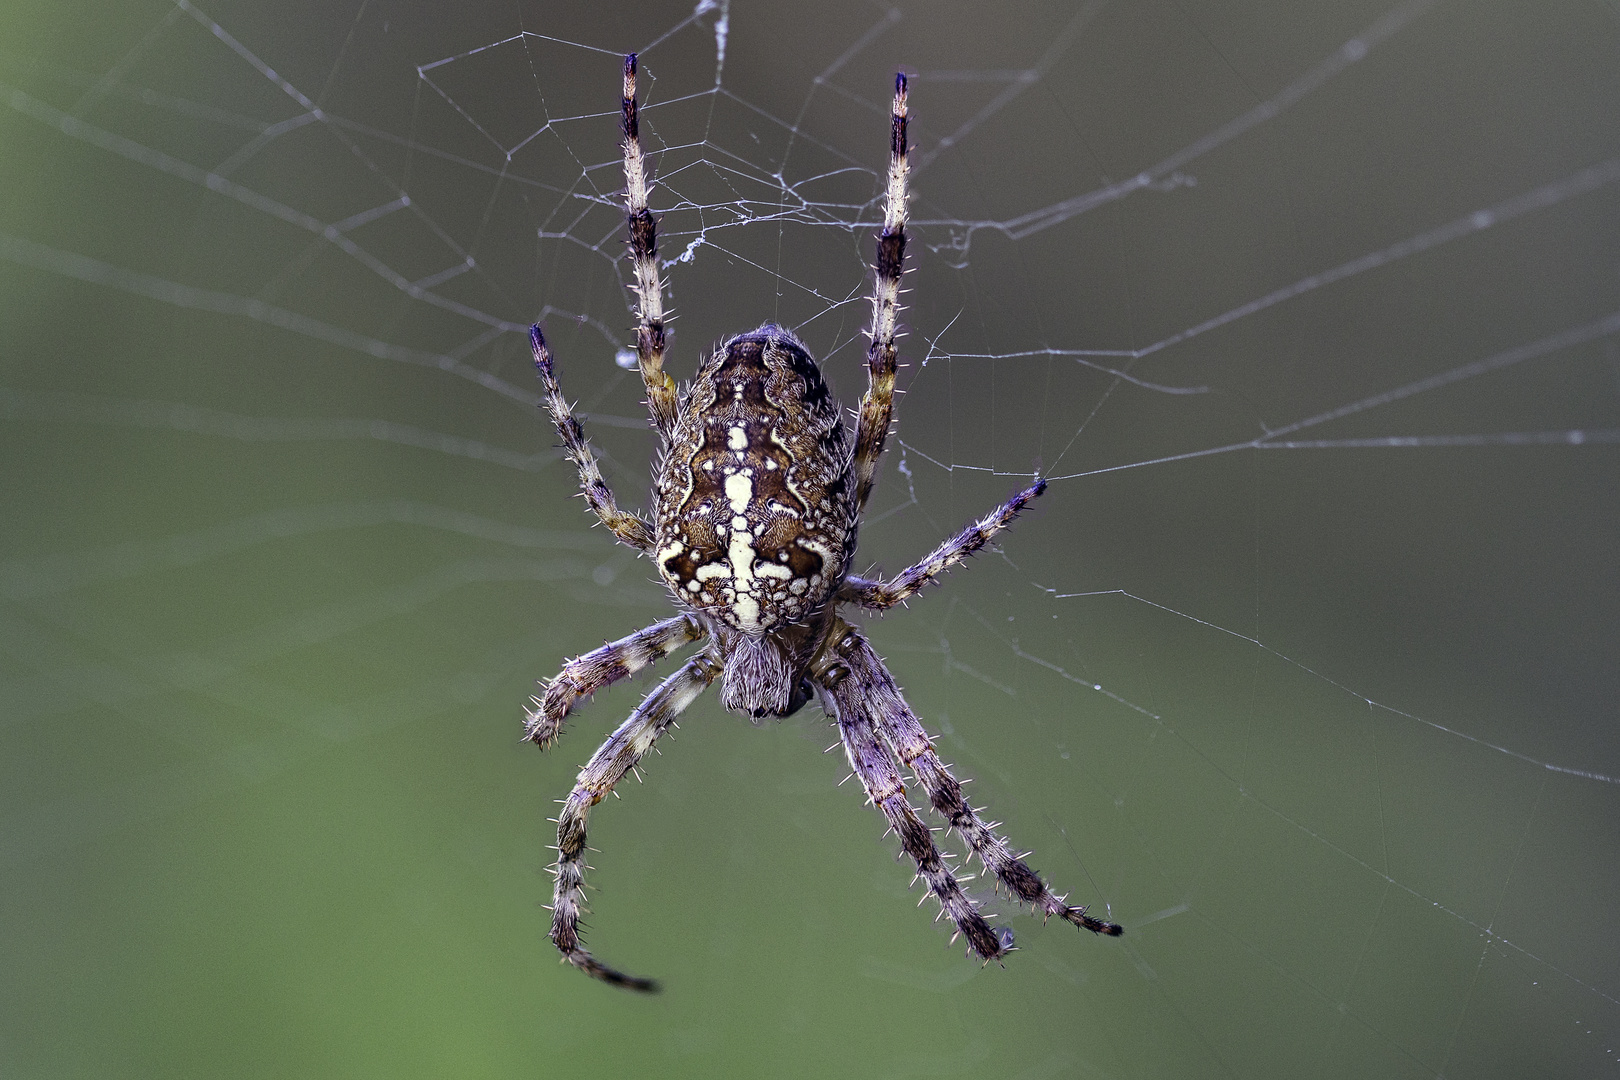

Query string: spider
524 54 1122 991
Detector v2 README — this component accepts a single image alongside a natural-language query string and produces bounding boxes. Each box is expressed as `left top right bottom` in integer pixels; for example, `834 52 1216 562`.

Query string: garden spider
526 55 1122 991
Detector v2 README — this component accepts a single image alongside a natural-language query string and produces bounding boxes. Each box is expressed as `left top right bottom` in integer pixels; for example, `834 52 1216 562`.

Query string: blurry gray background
2 0 1617 1076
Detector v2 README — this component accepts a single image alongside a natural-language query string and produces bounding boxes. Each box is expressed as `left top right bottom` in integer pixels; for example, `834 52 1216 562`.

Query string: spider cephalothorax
524 55 1121 992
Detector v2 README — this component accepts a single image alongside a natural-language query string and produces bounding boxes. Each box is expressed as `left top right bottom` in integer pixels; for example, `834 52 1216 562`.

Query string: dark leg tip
596 964 659 993
529 324 553 374
567 947 661 992
1061 904 1123 936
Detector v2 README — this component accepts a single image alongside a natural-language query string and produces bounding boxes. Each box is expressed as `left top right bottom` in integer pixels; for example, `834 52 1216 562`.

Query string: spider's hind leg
549 653 718 991
826 624 1124 939
814 626 1011 962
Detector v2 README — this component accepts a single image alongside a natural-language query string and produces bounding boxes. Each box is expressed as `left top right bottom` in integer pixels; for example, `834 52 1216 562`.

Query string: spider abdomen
654 325 853 633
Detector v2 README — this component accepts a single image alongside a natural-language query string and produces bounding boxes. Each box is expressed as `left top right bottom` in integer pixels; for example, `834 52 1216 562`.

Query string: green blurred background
2 0 1617 1076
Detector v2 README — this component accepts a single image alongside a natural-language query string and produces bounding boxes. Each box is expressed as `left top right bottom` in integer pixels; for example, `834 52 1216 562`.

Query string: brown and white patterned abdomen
654 326 853 633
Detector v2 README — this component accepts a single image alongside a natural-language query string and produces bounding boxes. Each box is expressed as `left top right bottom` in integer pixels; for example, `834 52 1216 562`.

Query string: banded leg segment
525 614 705 747
829 624 1123 937
621 54 678 435
815 630 1009 962
551 654 719 991
839 479 1047 610
530 325 653 550
851 72 911 512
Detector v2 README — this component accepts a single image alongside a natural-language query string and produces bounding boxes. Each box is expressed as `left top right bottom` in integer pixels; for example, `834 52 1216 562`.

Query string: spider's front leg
827 625 1123 938
620 53 678 435
551 653 719 991
839 478 1046 610
814 630 1011 962
850 71 911 511
526 614 705 748
530 325 653 551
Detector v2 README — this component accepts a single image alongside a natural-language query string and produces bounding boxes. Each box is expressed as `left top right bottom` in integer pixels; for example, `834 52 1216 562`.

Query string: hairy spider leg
551 653 720 991
530 325 654 550
838 478 1048 610
830 625 1124 937
621 53 679 436
526 613 706 748
851 72 911 512
815 634 1011 962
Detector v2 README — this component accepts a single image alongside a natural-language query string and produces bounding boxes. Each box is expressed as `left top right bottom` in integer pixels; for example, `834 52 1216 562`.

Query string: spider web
1 0 1617 1076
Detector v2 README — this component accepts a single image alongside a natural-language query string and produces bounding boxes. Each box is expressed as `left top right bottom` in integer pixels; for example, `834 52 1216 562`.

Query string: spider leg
550 652 719 991
850 72 910 512
838 479 1046 610
825 622 1123 938
621 54 678 436
530 325 654 551
526 613 706 748
813 630 1010 963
